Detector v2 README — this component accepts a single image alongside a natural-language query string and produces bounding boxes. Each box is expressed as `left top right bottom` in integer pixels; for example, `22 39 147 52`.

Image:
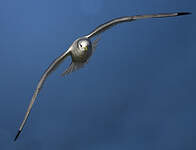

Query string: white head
78 40 91 51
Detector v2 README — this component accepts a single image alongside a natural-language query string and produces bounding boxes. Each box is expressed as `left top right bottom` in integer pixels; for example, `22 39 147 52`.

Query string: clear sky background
0 0 195 149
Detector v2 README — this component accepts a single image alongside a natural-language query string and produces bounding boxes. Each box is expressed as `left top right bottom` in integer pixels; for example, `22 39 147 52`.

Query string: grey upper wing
85 12 191 39
14 50 70 141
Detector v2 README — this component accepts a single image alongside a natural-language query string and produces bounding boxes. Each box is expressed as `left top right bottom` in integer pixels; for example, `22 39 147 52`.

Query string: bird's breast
71 48 92 62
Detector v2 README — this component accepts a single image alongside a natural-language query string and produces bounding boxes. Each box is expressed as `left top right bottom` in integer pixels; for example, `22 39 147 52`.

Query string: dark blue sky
0 0 195 149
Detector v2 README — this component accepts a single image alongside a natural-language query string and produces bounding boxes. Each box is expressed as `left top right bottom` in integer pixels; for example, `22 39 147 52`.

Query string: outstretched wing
14 50 71 141
86 12 191 39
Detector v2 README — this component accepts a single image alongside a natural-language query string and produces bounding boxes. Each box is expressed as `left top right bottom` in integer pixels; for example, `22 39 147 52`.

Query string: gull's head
78 39 91 51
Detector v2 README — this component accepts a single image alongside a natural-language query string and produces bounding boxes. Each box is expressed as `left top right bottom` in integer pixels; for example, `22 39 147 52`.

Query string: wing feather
86 12 191 39
14 50 70 141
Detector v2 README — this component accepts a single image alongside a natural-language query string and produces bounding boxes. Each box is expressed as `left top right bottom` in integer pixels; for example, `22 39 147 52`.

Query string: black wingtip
14 130 21 142
177 12 192 16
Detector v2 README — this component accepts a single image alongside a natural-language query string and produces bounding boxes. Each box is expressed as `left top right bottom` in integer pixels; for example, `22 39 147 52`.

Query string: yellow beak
84 46 88 51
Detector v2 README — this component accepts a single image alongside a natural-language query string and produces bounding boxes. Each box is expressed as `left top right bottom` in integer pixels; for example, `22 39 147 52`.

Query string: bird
14 12 191 141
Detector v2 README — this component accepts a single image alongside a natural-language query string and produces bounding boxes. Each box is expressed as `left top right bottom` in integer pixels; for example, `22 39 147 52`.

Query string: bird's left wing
14 50 71 141
86 12 191 39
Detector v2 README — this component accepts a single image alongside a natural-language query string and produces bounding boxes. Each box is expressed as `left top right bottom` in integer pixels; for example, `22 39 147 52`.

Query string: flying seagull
14 12 191 141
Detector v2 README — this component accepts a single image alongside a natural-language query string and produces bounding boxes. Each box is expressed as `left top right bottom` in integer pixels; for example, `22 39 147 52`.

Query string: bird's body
70 37 93 62
14 12 191 141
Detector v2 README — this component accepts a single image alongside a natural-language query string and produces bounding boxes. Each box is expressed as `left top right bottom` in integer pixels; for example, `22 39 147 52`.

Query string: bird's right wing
14 50 71 141
86 12 191 39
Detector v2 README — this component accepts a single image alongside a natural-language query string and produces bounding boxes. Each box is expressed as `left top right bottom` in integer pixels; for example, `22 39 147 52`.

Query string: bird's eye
80 44 82 47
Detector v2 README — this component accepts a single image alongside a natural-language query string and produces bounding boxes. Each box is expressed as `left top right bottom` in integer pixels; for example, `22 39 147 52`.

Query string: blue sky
0 0 195 149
